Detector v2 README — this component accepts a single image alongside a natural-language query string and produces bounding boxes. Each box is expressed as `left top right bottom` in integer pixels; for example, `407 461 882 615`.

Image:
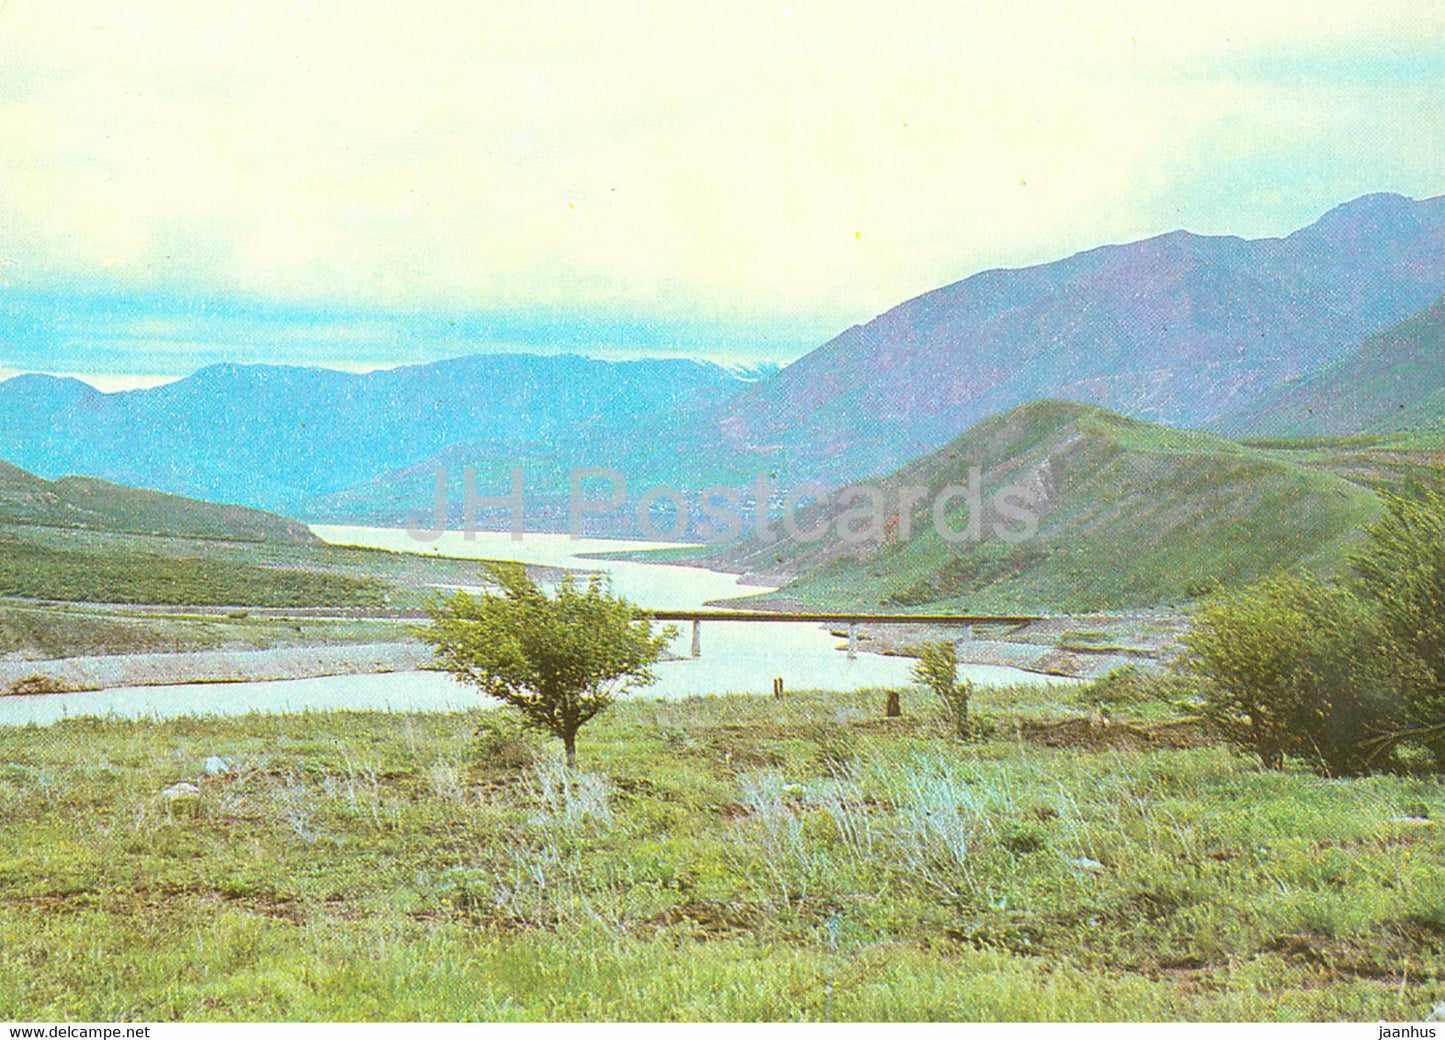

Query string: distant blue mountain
0 354 745 513
4 192 1444 529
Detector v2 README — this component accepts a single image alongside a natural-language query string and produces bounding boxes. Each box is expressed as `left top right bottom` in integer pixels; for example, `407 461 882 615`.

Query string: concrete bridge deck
639 609 1043 658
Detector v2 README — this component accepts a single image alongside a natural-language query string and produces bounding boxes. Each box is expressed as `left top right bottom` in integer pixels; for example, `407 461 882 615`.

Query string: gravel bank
0 642 434 693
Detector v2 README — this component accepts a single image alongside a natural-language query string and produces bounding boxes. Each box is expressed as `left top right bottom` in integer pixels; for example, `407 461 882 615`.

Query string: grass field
0 681 1441 1021
0 536 387 608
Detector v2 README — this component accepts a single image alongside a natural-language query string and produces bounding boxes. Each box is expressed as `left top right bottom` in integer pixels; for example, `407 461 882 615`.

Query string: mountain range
708 192 1445 485
0 354 744 515
1 191 1443 538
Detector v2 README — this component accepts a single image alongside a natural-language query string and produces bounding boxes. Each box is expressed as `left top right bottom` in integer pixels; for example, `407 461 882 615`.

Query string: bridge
641 609 1042 659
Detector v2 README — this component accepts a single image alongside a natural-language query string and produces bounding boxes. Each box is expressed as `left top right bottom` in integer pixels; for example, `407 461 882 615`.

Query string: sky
1 1 1443 385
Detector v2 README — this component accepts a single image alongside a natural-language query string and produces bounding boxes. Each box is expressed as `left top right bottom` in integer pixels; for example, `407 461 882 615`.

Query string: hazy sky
1 1 1443 379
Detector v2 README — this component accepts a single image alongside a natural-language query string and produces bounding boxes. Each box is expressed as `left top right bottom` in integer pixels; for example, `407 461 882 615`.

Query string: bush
470 712 542 772
911 641 972 738
1182 573 1405 775
1352 483 1445 763
1086 665 1202 709
5 674 69 696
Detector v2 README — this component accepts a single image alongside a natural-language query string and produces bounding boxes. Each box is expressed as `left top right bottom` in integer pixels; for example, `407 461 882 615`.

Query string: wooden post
772 676 784 699
847 622 858 659
885 689 901 717
690 619 702 658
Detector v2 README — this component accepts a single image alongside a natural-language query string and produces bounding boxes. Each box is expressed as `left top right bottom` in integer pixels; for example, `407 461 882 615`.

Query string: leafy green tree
1182 573 1403 774
1352 484 1445 760
418 563 672 766
912 640 971 737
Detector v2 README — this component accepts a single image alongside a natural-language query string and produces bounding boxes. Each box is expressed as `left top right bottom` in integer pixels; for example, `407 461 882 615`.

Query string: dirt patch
1018 716 1212 751
687 733 787 773
1262 920 1445 981
638 899 765 939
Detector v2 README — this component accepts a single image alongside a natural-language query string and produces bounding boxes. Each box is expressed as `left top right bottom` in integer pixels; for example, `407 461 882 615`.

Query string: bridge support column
690 619 701 658
847 622 858 659
964 624 973 641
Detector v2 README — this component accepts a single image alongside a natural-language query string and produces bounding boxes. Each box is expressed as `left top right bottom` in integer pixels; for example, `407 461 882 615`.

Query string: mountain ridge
1219 293 1445 437
0 459 315 543
0 352 746 515
708 192 1445 488
2 193 1443 527
684 398 1384 612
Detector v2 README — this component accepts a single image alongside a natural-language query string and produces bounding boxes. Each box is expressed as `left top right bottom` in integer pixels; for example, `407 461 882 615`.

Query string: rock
161 781 201 801
204 756 229 776
1068 856 1105 872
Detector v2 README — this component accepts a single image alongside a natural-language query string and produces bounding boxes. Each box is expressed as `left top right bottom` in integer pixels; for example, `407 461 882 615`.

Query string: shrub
470 712 542 772
911 641 971 738
1087 665 1201 709
1182 573 1404 775
5 674 69 696
1352 483 1445 762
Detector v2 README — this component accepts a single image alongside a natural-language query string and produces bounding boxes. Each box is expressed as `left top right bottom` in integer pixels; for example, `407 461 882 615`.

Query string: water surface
0 526 1058 726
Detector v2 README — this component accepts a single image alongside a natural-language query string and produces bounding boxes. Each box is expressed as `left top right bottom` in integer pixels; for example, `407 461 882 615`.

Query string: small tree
912 641 971 737
1182 573 1403 774
418 563 672 766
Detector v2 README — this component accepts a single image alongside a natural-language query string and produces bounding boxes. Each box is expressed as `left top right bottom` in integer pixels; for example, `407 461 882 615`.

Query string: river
0 526 1058 726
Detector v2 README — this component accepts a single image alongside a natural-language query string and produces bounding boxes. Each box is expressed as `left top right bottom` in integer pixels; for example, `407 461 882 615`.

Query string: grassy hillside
1223 294 1445 437
0 461 315 543
695 401 1384 612
0 460 563 623
0 533 385 608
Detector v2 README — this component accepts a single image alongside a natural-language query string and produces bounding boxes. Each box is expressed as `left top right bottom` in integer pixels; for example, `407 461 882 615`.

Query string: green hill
0 461 316 543
1223 294 1445 437
706 400 1384 612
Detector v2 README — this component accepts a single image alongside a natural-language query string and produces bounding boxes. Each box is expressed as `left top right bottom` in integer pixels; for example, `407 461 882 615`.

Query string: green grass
0 536 386 608
0 461 313 543
728 401 1386 613
0 685 1441 1021
0 525 566 646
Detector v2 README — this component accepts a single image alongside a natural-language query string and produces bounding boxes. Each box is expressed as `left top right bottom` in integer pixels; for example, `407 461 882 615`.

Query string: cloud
0 0 1441 352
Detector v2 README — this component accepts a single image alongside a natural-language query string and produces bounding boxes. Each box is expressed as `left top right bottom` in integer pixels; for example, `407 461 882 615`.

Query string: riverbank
0 609 1180 696
0 641 434 694
851 610 1188 680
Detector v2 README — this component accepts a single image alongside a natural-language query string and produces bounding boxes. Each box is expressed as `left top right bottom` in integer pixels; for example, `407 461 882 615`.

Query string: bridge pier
847 622 858 659
690 618 701 658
